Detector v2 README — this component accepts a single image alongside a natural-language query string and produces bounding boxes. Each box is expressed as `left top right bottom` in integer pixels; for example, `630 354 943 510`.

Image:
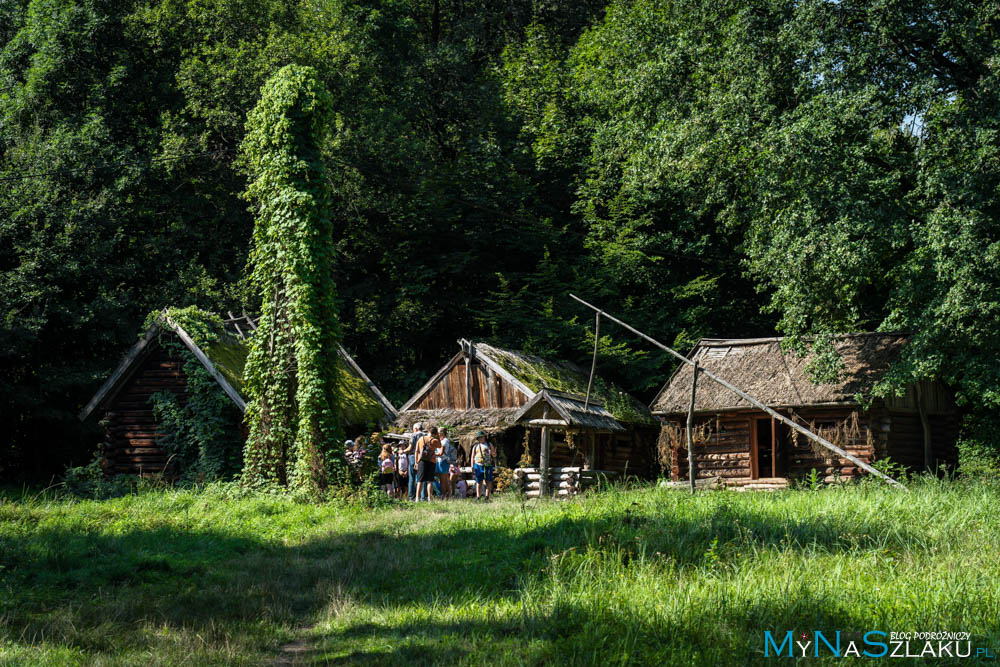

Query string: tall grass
2 477 999 665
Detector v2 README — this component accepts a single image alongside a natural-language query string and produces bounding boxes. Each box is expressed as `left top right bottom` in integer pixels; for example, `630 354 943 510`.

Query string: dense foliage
239 65 343 494
2 0 999 479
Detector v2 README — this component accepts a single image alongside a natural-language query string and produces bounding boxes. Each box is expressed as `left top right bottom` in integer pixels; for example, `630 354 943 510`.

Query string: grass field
2 477 999 665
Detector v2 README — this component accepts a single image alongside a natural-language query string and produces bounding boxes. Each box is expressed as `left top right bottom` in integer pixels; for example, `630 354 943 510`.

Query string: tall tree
239 65 341 494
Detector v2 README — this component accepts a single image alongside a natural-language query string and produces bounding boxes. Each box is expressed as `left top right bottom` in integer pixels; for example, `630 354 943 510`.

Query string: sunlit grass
2 477 999 665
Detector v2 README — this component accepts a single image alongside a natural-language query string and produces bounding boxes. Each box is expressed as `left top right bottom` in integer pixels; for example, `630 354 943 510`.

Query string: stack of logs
514 467 619 498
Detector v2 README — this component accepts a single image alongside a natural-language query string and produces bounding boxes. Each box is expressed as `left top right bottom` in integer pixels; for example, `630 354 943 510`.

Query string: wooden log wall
101 345 187 476
664 408 882 485
667 415 752 482
885 412 959 471
410 360 530 410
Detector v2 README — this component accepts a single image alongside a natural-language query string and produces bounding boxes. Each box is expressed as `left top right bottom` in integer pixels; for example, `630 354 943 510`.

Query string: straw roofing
395 408 521 435
651 334 909 415
513 389 626 432
395 408 522 449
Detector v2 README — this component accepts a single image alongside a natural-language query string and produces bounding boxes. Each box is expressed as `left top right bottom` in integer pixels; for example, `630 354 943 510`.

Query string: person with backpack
402 423 424 501
415 426 440 502
471 431 496 501
437 427 456 498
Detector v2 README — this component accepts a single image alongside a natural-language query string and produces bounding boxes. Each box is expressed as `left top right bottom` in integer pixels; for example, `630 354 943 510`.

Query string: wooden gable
400 347 533 412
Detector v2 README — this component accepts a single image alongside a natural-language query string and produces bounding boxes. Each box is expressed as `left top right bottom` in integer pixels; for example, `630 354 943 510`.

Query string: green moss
205 338 248 395
334 360 387 429
147 306 386 432
481 345 655 425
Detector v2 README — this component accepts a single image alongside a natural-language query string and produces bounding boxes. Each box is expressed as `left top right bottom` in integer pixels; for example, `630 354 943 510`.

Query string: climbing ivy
238 65 343 495
149 338 244 481
146 307 244 481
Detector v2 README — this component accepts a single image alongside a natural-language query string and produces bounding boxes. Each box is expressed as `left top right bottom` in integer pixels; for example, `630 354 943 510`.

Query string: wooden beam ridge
466 341 536 399
568 294 905 489
337 345 398 422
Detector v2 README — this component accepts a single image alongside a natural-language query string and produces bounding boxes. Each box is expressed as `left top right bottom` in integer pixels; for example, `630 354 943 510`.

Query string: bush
957 412 1000 480
62 456 141 499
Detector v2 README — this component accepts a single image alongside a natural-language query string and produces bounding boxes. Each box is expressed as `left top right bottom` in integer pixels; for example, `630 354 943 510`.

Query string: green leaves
240 65 342 496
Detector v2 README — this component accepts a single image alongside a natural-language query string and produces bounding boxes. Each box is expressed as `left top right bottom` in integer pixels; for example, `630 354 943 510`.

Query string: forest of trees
2 0 999 479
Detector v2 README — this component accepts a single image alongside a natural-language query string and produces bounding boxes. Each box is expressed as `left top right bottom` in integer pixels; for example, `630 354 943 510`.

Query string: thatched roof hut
649 334 958 487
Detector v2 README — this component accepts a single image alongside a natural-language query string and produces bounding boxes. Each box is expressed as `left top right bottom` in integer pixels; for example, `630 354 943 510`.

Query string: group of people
349 423 497 501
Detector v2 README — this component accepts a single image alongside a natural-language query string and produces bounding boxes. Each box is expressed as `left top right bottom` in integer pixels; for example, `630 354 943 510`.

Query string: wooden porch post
540 405 551 496
587 432 596 471
464 341 472 411
687 361 699 494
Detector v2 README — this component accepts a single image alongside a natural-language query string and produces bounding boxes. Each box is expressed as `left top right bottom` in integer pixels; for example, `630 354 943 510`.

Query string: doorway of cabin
753 417 790 479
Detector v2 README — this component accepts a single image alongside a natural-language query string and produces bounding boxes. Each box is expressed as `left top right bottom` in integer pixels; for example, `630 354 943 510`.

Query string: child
379 444 394 496
394 446 409 499
450 465 467 499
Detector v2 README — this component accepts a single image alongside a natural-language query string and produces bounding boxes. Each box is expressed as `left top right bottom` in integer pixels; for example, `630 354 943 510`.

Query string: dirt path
271 636 316 665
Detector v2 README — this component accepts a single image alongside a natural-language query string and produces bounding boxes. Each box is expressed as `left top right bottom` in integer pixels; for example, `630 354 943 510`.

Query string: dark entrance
753 417 790 479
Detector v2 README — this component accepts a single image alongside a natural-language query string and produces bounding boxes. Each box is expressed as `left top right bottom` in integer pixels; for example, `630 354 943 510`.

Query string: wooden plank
465 343 472 411
399 350 464 412
487 366 497 408
527 418 569 427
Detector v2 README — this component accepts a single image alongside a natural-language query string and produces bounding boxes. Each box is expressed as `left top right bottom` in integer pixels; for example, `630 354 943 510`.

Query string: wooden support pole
584 312 600 411
567 294 905 489
687 361 699 494
588 432 596 471
540 405 551 496
464 341 472 411
915 383 933 471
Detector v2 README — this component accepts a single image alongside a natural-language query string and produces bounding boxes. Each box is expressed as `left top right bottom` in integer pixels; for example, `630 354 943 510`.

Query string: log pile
513 467 619 499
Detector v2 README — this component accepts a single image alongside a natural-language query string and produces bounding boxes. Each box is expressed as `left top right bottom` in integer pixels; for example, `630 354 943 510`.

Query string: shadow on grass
0 498 975 666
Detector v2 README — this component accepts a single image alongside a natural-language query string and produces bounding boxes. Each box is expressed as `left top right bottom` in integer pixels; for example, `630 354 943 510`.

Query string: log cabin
396 339 659 477
79 311 396 477
650 334 959 489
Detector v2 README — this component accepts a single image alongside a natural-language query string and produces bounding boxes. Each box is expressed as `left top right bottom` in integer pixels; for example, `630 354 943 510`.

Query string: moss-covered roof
475 343 655 425
85 307 394 429
201 335 390 427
